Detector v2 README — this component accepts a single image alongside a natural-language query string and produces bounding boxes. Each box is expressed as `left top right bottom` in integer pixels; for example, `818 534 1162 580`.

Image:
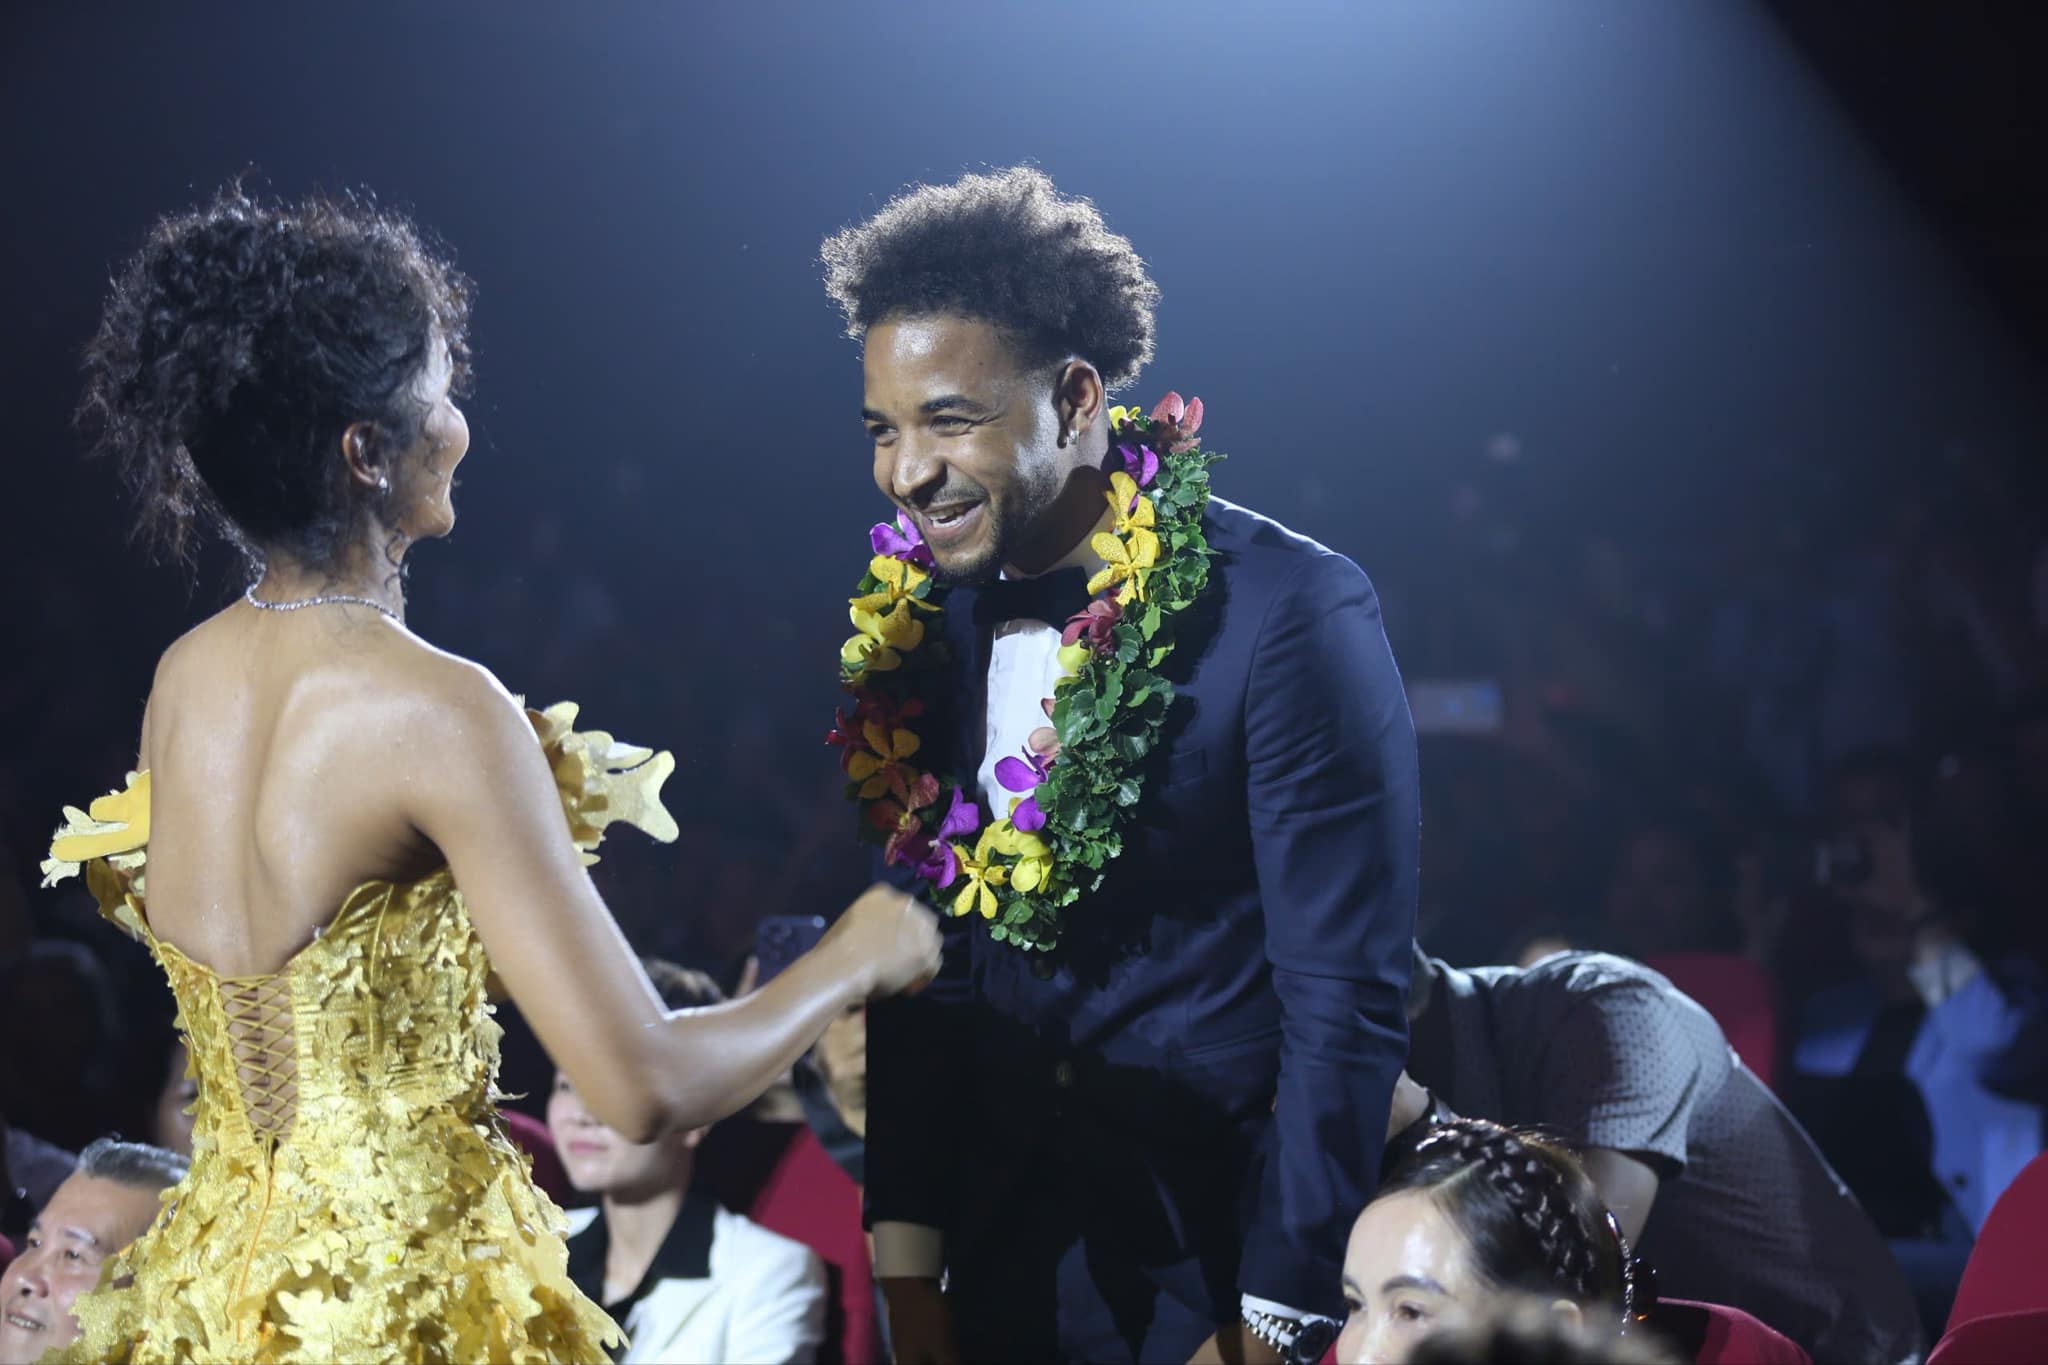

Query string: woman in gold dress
37 187 942 1363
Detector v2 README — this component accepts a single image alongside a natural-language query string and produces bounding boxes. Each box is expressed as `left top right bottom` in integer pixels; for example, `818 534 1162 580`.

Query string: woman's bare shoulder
145 608 532 760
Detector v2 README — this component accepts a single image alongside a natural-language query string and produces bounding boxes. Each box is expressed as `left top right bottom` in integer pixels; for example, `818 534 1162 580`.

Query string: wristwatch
1287 1317 1340 1364
1244 1308 1340 1363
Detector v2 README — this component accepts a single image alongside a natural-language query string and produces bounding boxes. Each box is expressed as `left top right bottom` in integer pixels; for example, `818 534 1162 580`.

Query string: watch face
1289 1318 1339 1365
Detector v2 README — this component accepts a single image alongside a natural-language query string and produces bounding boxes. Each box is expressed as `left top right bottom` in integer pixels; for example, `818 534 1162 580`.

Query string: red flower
1149 391 1205 454
865 770 943 865
1061 597 1123 652
826 691 926 769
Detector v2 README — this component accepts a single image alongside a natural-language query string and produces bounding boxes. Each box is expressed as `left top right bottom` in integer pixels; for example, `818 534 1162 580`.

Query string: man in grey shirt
1399 946 1923 1364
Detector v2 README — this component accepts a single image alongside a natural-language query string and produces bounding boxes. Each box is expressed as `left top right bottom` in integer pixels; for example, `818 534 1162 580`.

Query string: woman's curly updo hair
820 165 1160 391
80 182 473 570
1381 1118 1630 1320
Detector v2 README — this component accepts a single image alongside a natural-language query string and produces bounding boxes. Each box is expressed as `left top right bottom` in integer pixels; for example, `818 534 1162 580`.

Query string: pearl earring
376 475 390 491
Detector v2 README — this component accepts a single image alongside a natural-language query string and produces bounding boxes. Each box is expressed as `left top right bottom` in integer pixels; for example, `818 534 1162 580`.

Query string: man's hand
1189 1320 1288 1365
879 1276 960 1365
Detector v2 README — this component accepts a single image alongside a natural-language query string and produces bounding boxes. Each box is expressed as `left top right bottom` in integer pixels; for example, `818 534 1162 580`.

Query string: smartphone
754 915 829 986
1406 679 1505 736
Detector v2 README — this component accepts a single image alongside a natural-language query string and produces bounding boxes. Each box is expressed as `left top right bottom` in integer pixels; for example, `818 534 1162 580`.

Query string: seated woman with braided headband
1335 1118 1640 1365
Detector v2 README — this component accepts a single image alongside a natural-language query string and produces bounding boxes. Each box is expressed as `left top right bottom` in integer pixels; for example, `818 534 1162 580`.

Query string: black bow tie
970 567 1093 629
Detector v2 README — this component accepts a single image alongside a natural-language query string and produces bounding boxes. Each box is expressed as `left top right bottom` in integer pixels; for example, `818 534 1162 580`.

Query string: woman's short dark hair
820 166 1159 390
80 182 473 570
1380 1118 1628 1317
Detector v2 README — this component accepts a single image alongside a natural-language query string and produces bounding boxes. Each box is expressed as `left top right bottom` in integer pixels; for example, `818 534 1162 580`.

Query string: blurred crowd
4 434 2046 1363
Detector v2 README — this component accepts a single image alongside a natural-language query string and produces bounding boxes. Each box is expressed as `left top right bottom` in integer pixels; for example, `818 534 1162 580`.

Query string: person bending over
1394 946 1920 1363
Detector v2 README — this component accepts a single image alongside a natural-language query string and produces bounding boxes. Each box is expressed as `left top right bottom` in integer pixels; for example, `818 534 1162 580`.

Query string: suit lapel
942 583 993 790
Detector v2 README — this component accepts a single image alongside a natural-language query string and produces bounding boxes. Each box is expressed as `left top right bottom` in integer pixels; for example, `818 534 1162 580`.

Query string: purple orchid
994 749 1052 833
892 785 977 887
1009 794 1047 833
1118 442 1160 489
870 510 934 568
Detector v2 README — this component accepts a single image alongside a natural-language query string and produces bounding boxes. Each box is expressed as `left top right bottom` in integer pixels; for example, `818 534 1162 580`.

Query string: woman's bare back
138 600 473 978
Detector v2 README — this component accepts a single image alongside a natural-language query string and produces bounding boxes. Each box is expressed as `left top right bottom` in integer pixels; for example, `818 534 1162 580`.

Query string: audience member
790 1004 867 1189
1400 946 1922 1362
1335 1119 1633 1365
0 1138 186 1364
1600 818 1739 962
0 942 126 1153
549 960 827 1364
146 1040 195 1161
0 1116 73 1245
1792 815 2045 1235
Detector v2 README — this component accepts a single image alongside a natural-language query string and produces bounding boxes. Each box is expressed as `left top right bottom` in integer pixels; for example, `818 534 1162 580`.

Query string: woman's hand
824 882 944 998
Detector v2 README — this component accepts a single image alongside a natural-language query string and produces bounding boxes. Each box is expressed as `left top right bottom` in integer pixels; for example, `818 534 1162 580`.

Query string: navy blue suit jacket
865 496 1419 1321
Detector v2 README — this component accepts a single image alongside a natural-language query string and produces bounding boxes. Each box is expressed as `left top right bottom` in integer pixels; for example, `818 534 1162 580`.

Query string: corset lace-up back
219 973 300 1142
38 700 678 1363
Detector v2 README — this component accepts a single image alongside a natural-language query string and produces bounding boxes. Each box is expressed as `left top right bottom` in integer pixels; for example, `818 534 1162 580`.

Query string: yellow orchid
990 816 1055 894
851 553 940 617
1055 642 1093 680
1086 471 1161 605
1104 471 1157 539
845 720 922 801
1088 528 1160 606
950 826 1011 918
1108 403 1141 429
840 598 927 673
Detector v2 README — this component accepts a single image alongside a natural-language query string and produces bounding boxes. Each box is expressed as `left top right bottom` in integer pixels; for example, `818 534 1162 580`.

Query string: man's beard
930 499 1025 587
930 474 1058 587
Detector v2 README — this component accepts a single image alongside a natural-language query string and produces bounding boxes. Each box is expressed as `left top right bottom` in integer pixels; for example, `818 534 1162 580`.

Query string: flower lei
829 393 1219 952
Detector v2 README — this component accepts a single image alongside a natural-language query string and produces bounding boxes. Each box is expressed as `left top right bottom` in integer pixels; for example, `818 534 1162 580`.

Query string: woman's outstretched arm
402 660 940 1142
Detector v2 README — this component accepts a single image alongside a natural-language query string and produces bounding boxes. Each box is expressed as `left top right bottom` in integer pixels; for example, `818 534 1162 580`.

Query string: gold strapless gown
40 702 677 1364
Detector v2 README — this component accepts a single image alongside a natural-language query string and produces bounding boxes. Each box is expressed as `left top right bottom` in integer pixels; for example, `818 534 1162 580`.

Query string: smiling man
0 1139 185 1363
821 167 1420 1364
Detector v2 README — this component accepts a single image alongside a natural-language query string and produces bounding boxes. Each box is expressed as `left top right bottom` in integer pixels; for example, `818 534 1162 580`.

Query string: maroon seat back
705 1118 882 1365
498 1105 576 1209
1653 1297 1812 1364
1643 952 1780 1089
1929 1308 2048 1365
1948 1152 2048 1333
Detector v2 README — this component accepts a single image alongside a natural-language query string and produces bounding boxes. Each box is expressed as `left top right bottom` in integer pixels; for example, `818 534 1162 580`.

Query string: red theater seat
1947 1152 2048 1333
1929 1308 2048 1365
707 1119 882 1365
1644 953 1781 1089
1653 1298 1812 1364
497 1106 575 1208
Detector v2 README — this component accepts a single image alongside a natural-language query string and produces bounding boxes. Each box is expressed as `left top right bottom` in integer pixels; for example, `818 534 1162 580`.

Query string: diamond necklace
243 585 403 623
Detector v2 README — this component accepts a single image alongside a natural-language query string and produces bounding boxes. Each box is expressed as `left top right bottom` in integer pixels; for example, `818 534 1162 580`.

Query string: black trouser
945 1129 1244 1363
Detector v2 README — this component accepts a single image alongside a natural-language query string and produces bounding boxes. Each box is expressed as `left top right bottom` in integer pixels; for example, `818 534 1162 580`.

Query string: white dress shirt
565 1204 827 1364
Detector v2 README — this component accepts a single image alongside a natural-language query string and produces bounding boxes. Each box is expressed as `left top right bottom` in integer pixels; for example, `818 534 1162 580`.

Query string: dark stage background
3 0 2045 978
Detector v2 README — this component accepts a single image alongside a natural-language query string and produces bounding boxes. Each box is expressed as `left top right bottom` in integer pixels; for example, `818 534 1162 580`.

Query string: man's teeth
929 506 973 526
4 1312 42 1331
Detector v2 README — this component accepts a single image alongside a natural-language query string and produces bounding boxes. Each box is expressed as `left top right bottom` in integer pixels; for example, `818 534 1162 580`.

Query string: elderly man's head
0 1139 185 1361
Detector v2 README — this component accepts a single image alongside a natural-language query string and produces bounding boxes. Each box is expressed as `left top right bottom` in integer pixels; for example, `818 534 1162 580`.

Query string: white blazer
565 1204 828 1365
